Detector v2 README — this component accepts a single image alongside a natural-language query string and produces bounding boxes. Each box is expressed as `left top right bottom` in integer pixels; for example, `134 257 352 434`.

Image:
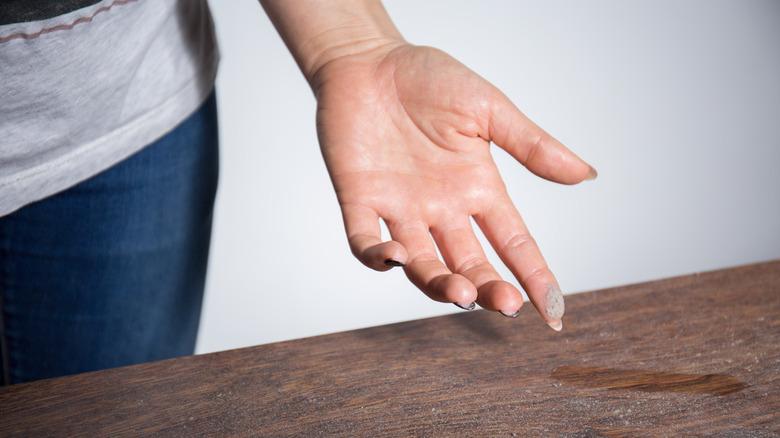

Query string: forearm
260 0 405 84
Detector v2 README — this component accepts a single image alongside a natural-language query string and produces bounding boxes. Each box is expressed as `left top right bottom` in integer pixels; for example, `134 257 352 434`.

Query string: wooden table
1 261 778 437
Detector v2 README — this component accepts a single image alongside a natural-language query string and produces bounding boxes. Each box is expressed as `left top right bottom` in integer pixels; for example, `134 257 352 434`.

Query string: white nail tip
547 320 563 331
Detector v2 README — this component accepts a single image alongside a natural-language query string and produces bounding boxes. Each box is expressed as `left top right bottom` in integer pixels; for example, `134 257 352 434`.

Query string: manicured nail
500 309 521 318
384 258 404 267
585 165 598 181
454 302 476 311
547 320 563 331
545 285 565 321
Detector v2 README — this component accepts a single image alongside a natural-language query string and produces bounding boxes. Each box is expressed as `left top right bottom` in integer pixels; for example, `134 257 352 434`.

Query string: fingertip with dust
545 284 565 331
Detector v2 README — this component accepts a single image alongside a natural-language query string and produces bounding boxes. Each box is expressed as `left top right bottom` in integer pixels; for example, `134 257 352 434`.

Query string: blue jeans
0 92 219 385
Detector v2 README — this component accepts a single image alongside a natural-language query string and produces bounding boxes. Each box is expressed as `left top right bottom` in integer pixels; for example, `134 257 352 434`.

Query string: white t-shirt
0 0 219 216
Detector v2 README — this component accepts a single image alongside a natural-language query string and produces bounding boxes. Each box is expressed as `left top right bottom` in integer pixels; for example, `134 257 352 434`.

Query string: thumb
487 91 597 184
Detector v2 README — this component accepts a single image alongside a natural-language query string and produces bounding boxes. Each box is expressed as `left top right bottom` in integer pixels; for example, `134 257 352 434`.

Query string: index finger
474 197 565 331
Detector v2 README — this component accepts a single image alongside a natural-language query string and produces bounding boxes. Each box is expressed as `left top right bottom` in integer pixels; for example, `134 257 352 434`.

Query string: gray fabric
0 0 219 216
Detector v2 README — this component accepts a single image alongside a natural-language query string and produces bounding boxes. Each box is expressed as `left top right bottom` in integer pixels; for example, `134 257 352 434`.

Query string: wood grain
1 261 779 437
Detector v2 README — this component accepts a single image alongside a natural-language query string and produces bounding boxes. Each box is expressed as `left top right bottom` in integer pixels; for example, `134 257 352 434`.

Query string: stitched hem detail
0 0 137 44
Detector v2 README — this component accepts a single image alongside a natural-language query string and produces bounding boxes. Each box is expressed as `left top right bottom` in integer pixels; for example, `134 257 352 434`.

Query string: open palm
313 44 595 330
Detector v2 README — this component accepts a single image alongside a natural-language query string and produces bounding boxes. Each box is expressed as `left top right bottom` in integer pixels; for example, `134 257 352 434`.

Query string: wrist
261 0 406 88
304 31 405 85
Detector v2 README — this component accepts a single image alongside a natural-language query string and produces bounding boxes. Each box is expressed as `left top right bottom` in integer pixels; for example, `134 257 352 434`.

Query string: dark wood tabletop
1 261 778 437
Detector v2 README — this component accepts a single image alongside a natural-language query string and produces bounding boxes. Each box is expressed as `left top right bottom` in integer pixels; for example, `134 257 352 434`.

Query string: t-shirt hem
0 62 218 217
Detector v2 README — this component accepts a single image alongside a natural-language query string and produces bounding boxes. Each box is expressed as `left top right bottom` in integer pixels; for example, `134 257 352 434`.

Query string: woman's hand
261 0 596 330
312 43 595 330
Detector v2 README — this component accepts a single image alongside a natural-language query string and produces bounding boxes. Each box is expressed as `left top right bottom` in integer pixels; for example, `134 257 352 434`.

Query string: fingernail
454 302 476 311
500 309 521 318
547 320 563 331
585 165 598 181
545 284 565 321
384 258 404 267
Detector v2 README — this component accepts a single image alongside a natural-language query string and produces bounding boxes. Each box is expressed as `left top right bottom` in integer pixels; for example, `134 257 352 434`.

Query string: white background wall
196 0 780 354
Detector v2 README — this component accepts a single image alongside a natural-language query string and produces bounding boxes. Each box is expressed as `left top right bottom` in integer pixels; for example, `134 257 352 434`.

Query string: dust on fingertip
545 284 565 320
